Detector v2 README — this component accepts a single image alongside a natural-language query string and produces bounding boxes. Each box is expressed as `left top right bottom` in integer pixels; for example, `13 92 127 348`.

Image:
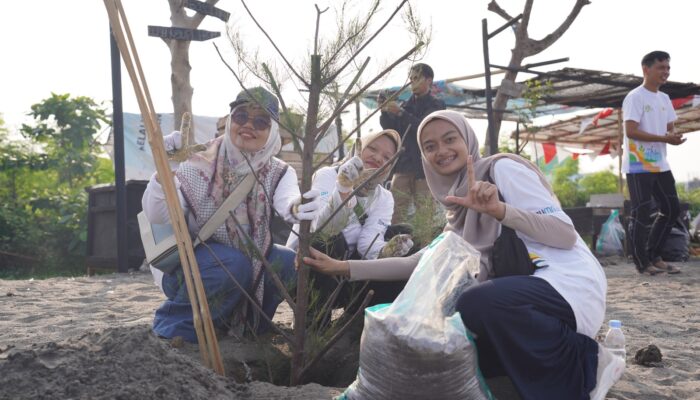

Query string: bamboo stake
103 0 224 375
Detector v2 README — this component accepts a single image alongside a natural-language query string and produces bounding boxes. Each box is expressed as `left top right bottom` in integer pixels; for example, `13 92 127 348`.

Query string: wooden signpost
148 26 220 41
184 0 230 22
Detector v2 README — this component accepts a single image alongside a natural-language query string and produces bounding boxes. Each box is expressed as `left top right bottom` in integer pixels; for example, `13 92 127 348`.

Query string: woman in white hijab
287 128 412 260
142 87 321 343
287 128 414 310
305 110 623 400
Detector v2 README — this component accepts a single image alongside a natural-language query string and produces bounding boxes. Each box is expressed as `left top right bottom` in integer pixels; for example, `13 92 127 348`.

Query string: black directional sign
148 26 220 41
184 0 230 22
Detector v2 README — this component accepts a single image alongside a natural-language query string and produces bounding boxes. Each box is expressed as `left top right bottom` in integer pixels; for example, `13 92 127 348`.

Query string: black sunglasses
231 110 271 130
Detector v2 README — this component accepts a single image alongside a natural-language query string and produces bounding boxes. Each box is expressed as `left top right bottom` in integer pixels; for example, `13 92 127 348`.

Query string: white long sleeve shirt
141 166 301 234
286 166 394 260
347 159 606 338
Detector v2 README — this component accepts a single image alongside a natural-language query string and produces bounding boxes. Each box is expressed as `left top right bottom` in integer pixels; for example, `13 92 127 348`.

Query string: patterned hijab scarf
417 110 554 280
176 112 283 303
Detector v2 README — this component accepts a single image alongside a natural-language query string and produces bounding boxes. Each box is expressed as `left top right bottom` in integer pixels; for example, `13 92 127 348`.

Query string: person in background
142 87 321 342
623 50 685 275
379 63 446 223
305 110 625 400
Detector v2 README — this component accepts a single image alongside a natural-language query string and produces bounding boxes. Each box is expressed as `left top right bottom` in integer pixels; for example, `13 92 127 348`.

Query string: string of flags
531 139 619 175
547 94 700 171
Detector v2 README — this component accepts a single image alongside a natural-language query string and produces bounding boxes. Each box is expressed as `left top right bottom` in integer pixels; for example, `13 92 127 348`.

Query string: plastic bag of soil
337 232 493 400
596 210 625 256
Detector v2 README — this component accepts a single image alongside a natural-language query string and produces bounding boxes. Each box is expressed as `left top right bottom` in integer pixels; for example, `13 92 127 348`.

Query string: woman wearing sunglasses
142 87 321 342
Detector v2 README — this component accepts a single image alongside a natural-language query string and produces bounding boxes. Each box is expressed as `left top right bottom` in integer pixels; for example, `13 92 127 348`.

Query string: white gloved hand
163 130 183 154
336 156 364 193
378 234 414 258
163 131 183 171
291 189 322 221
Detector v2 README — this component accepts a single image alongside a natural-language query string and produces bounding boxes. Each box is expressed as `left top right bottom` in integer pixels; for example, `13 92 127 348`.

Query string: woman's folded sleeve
347 250 423 281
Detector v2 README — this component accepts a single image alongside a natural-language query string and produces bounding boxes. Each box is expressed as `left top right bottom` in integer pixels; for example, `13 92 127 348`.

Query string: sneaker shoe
590 345 626 400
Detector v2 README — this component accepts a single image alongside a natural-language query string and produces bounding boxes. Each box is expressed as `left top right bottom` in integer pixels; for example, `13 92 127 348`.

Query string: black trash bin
85 180 148 274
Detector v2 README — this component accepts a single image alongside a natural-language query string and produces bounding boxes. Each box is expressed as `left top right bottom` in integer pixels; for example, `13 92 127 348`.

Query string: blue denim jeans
153 242 296 343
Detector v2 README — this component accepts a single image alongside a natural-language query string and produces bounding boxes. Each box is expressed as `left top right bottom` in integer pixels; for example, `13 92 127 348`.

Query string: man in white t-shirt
622 50 686 275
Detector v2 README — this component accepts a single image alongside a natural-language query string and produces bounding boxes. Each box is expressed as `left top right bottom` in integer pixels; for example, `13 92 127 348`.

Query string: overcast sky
1 0 698 180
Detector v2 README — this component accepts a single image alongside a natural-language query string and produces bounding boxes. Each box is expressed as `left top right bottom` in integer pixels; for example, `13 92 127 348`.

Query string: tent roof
510 67 700 150
361 80 580 122
513 102 700 151
361 67 700 135
520 67 700 108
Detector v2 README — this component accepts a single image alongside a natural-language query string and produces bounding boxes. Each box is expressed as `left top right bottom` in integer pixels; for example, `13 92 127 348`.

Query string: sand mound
0 326 246 400
0 325 337 400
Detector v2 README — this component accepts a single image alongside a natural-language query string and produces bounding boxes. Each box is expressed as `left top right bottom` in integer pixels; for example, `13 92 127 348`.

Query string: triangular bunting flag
672 96 693 109
542 142 557 164
592 108 614 127
693 95 700 108
579 117 594 135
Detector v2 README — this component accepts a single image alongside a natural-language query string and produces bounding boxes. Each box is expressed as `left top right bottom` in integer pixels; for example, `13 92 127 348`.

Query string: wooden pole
444 69 506 84
482 18 498 156
617 108 623 194
103 0 224 375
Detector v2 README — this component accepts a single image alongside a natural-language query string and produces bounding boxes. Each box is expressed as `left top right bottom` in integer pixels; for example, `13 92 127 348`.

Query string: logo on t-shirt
628 142 662 173
529 253 549 270
644 104 652 113
536 206 560 215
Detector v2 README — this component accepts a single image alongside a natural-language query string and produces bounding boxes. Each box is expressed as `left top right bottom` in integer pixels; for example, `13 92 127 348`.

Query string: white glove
163 131 183 154
378 234 414 258
291 189 322 221
336 156 364 193
163 131 183 171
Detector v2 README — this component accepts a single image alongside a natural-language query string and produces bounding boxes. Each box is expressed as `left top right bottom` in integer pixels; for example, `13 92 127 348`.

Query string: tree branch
315 57 370 145
262 63 303 150
237 142 304 244
315 147 403 235
528 0 590 55
199 241 296 346
325 0 409 84
309 278 346 332
313 83 409 169
487 0 514 21
315 42 422 151
314 4 330 55
240 0 309 87
226 211 297 311
213 43 301 142
299 289 374 380
322 0 380 73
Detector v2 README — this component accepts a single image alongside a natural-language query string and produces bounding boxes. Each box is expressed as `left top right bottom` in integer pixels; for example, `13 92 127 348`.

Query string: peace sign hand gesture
444 155 506 220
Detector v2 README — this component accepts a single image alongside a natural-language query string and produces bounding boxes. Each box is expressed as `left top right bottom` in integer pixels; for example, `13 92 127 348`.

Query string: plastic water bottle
603 320 626 360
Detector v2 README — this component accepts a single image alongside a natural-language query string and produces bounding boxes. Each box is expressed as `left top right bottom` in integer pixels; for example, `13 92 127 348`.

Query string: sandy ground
1 258 699 399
